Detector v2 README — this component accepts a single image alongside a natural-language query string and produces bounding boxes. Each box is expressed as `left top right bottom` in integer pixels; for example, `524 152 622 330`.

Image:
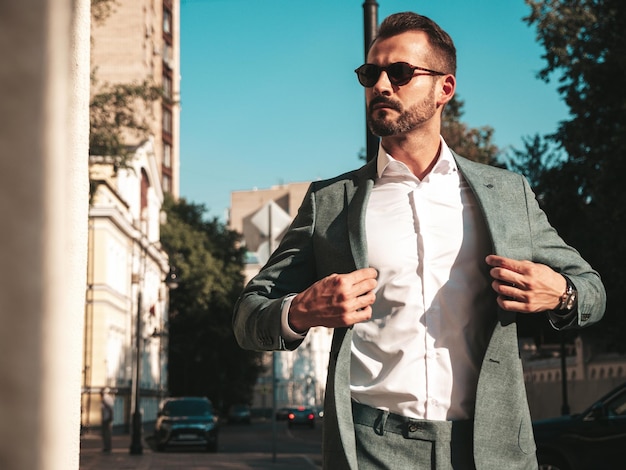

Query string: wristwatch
557 276 577 311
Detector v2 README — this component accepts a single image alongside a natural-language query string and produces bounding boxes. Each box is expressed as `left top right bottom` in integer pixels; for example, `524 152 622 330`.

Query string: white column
0 0 90 468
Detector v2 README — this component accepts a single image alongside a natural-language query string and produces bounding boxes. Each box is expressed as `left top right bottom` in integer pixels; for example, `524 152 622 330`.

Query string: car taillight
307 413 314 420
288 413 295 420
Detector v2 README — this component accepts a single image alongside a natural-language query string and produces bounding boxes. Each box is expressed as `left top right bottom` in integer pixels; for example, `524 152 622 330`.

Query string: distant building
522 336 626 420
230 182 332 410
82 0 181 432
230 182 309 284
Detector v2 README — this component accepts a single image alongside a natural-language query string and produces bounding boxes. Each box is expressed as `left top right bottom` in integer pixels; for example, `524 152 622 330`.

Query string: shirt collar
376 137 457 179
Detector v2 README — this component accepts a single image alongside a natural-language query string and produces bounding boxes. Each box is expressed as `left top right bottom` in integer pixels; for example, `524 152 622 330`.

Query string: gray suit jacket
233 153 606 469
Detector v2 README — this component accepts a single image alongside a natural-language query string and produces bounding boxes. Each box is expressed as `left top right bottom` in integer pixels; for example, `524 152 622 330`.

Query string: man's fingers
330 268 378 297
486 255 531 288
344 267 378 286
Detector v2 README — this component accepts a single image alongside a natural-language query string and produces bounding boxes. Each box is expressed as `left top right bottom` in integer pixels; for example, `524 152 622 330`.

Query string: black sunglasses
354 62 446 87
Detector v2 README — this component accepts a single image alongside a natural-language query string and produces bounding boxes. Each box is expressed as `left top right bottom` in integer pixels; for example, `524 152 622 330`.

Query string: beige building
82 0 181 432
91 0 180 197
231 182 309 284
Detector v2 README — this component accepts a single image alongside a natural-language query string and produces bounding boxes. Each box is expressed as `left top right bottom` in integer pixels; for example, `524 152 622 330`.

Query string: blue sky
179 0 567 220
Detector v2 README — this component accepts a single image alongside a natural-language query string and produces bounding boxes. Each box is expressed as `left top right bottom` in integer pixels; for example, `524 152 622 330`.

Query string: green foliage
515 0 626 350
160 195 265 410
89 80 163 170
507 134 568 194
91 0 118 25
441 96 501 166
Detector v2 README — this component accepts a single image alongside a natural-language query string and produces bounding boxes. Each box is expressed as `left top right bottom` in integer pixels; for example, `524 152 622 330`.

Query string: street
80 417 322 469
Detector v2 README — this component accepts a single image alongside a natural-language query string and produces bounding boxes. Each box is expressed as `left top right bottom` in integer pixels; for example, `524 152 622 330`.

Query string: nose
371 70 393 96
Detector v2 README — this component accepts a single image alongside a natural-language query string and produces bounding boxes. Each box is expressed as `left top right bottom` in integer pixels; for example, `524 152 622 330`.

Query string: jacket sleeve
232 184 319 352
522 175 606 329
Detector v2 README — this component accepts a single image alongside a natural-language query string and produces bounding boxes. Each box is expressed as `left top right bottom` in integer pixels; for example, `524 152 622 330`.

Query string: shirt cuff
281 294 308 341
547 307 578 329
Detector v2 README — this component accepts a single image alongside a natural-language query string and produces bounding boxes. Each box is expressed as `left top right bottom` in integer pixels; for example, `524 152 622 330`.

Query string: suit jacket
233 153 606 470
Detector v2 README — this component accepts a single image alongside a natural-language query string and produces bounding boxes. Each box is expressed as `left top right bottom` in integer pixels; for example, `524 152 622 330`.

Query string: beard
367 89 437 137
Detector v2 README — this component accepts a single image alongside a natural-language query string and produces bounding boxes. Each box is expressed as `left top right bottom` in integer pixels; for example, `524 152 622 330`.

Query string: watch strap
558 276 577 311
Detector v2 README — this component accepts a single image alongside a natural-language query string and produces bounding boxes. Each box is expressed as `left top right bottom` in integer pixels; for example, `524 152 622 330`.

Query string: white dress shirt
350 139 494 421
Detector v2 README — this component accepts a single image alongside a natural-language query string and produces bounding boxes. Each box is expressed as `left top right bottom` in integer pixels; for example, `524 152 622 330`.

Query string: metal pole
129 289 143 454
363 0 379 162
272 352 277 462
269 204 278 462
560 332 570 415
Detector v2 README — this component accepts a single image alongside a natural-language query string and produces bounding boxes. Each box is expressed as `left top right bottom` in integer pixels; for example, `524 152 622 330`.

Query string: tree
160 195 265 410
441 96 500 166
89 80 163 169
520 0 626 350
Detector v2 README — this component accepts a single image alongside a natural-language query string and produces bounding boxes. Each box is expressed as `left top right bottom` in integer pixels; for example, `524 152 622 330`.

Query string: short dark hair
372 12 456 75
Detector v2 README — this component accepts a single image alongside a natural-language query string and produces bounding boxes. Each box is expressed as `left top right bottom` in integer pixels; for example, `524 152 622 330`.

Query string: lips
369 97 401 112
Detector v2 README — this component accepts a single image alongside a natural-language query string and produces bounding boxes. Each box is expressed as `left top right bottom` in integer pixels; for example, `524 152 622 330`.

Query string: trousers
351 401 476 470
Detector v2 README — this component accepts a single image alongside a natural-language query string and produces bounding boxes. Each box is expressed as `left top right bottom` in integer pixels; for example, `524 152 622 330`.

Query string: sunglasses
354 62 446 87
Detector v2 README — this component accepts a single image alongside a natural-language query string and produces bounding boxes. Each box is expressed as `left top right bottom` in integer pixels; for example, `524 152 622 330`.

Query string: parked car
276 406 291 421
154 397 219 452
533 381 626 469
227 404 251 424
287 406 316 428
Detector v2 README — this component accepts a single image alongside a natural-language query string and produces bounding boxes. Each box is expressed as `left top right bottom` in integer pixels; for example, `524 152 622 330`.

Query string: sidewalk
80 432 320 469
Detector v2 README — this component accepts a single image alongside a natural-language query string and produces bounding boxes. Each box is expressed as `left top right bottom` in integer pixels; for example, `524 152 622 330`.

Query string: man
100 387 114 452
233 12 605 470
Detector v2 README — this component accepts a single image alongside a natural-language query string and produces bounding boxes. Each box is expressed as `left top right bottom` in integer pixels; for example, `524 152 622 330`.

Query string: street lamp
129 265 178 455
363 0 379 161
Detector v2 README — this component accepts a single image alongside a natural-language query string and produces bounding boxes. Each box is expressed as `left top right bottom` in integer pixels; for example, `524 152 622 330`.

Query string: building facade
522 337 626 420
90 0 180 197
82 0 181 432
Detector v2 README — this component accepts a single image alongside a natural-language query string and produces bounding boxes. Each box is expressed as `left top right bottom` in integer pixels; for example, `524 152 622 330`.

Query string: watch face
566 292 577 310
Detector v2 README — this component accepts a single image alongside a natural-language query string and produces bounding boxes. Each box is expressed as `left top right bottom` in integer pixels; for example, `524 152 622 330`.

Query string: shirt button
408 423 419 432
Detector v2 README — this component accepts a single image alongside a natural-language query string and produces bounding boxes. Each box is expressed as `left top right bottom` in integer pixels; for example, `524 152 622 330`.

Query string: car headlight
159 422 172 431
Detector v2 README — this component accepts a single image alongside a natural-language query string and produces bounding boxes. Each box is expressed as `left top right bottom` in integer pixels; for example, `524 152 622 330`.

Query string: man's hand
486 255 566 313
288 268 378 331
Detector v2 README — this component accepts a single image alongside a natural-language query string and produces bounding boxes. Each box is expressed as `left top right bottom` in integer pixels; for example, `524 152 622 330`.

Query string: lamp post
129 286 144 455
363 0 379 162
129 264 178 455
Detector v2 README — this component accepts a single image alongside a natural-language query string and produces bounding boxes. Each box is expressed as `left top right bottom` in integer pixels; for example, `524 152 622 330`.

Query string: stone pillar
0 0 90 468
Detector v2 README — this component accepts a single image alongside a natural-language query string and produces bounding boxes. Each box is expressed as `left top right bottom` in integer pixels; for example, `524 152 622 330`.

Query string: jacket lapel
332 159 376 470
347 158 377 270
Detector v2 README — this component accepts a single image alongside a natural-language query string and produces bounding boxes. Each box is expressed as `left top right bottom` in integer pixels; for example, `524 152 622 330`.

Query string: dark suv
533 381 626 469
154 397 219 452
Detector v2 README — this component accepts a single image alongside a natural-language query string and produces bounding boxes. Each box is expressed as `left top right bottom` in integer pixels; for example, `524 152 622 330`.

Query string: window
608 389 626 417
163 143 171 168
162 44 173 68
163 9 172 34
162 108 172 134
162 175 171 193
162 74 172 100
140 169 149 214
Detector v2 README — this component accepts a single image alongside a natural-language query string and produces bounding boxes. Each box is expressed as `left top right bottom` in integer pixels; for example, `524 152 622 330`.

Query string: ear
437 74 456 106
